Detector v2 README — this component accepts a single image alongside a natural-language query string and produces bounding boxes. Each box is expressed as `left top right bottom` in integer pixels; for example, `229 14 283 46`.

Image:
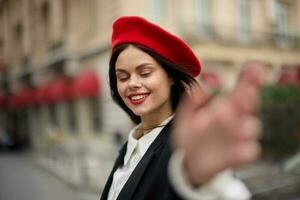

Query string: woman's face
115 45 173 119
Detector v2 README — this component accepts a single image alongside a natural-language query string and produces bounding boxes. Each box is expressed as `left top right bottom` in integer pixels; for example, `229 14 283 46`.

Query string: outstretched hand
172 61 265 186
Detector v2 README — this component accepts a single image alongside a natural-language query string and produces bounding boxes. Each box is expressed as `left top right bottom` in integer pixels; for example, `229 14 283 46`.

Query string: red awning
73 71 100 98
10 87 36 108
0 63 5 73
34 71 100 104
201 72 221 88
20 87 36 107
36 83 54 105
9 92 23 108
9 94 19 108
51 78 75 102
0 94 6 108
277 69 299 85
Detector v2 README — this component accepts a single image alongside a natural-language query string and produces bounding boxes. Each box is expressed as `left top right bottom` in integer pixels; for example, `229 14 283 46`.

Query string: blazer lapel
116 121 172 200
100 143 127 200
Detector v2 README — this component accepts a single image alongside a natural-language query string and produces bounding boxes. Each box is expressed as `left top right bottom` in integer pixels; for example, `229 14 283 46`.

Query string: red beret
112 16 201 77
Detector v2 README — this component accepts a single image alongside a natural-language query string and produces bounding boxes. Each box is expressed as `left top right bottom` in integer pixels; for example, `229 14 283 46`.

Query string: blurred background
0 0 299 199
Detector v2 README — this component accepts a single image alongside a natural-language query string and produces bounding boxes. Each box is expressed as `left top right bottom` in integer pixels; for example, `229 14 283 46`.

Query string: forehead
115 45 158 70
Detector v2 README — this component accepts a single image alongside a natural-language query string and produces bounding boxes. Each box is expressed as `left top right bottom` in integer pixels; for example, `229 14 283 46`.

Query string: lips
128 93 150 105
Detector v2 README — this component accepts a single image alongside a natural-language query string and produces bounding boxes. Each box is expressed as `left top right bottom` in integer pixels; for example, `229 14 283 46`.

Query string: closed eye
116 73 129 82
140 71 152 77
140 68 153 77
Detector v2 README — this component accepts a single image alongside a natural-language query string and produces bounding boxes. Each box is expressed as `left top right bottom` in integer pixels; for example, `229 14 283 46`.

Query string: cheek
150 83 171 101
153 76 172 94
117 83 126 98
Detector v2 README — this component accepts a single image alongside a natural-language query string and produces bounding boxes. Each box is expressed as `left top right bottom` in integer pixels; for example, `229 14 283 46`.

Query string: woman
101 16 263 200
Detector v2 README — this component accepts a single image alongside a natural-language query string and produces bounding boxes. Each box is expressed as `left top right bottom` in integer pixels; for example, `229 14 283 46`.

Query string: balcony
44 40 70 68
180 22 300 49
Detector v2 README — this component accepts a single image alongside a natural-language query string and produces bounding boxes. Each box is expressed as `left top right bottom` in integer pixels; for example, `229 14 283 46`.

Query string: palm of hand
173 61 265 185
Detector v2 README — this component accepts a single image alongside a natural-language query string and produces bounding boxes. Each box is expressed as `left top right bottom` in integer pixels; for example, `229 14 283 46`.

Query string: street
1 152 300 200
0 152 99 200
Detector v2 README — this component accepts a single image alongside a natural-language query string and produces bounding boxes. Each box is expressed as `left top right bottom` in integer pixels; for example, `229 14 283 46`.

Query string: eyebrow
115 63 153 72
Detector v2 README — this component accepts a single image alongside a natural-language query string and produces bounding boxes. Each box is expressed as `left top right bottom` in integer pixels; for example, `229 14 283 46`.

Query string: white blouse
107 116 173 200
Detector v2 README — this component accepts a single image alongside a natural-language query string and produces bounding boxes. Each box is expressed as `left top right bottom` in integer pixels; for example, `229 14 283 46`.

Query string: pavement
0 151 99 200
237 161 300 199
1 150 300 200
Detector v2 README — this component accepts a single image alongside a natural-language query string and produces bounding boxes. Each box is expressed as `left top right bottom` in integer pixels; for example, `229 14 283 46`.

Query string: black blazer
100 121 183 200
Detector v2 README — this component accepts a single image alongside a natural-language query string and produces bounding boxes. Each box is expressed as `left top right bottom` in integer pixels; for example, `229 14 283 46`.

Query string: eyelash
117 76 129 82
141 71 152 77
116 71 152 82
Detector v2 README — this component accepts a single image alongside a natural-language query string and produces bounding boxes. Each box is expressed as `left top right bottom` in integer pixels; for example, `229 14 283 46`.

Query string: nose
128 75 142 90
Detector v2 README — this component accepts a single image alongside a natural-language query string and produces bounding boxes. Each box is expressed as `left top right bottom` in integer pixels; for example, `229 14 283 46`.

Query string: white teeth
131 94 147 100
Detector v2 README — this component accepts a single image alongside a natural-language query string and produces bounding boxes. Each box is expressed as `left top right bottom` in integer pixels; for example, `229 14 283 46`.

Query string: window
62 0 69 34
49 104 59 128
195 0 213 36
237 0 251 43
149 0 166 22
88 98 101 133
274 1 291 46
41 2 50 44
13 23 23 60
21 56 31 71
67 101 77 134
0 39 3 58
79 0 97 38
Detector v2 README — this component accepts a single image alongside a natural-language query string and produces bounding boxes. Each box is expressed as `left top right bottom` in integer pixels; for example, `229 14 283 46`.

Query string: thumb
173 83 209 150
176 83 210 121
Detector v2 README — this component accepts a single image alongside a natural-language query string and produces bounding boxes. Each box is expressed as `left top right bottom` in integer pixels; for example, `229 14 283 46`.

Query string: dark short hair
109 43 197 124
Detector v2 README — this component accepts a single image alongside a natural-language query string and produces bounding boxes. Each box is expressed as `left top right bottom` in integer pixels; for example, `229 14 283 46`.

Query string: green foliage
260 85 300 159
261 85 300 106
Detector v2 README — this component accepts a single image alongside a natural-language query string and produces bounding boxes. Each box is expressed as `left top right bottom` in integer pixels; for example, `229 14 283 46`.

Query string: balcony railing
42 39 70 68
181 22 300 49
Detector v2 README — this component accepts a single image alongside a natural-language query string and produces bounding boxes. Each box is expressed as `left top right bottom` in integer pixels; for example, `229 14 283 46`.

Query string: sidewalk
0 151 99 200
237 160 300 199
34 144 117 193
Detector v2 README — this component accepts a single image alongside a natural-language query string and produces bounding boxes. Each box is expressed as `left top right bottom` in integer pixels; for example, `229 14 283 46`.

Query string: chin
131 110 148 117
130 107 152 117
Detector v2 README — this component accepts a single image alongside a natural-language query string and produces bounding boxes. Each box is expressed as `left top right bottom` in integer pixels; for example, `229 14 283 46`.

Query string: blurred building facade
0 0 300 191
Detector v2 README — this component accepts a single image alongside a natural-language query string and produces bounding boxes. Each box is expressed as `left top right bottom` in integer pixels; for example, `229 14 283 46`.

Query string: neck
142 112 172 129
134 111 173 139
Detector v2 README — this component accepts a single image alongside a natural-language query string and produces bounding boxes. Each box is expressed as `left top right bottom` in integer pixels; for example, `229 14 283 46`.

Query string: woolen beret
112 16 201 77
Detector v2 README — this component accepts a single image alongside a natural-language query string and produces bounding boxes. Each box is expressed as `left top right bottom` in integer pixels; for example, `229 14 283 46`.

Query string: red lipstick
128 93 149 105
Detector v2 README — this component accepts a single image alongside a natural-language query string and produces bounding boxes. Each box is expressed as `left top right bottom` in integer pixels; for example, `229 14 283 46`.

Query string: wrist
182 152 213 187
168 150 252 200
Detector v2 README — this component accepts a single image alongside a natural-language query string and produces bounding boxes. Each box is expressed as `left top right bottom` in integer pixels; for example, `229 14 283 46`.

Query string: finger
239 117 262 141
207 99 261 146
173 85 203 148
231 141 261 167
230 77 260 115
212 99 262 141
209 97 241 134
229 60 265 115
227 116 262 143
237 60 266 88
187 83 210 110
173 84 207 148
176 83 209 121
